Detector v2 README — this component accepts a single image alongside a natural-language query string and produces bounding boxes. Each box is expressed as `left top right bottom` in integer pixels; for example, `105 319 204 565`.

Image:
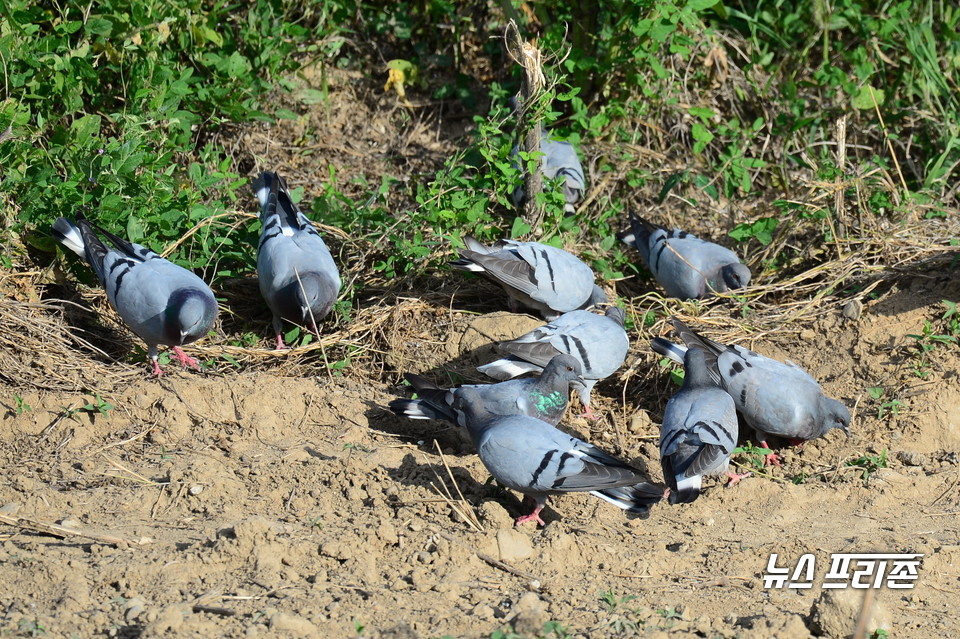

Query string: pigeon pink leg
759 441 783 467
275 334 289 350
172 346 201 371
581 402 599 420
149 359 165 377
514 496 546 526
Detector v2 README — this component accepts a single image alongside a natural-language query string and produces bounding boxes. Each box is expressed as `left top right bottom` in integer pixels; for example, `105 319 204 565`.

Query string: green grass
2 0 958 366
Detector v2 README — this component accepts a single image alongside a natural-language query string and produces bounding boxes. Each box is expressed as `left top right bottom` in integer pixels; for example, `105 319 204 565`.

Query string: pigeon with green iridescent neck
389 354 585 428
453 387 662 526
477 307 629 419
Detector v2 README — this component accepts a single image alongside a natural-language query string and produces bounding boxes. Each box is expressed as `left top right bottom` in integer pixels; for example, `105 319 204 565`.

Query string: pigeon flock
52 162 851 527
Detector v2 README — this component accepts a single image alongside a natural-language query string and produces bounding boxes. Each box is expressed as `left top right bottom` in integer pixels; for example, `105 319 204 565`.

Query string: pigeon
651 317 851 466
450 236 607 320
51 215 218 376
253 171 341 349
389 354 586 427
659 346 747 504
510 130 586 215
618 212 751 299
453 386 661 526
477 307 629 419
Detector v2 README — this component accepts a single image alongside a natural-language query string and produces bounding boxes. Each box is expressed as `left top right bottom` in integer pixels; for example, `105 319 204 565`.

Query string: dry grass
2 200 957 396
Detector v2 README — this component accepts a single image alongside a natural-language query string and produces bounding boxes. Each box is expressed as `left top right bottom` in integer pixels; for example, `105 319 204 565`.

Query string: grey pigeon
618 212 750 299
253 171 341 349
651 317 850 466
51 215 218 376
660 346 746 504
477 307 629 419
510 130 586 215
389 354 586 427
450 236 606 320
453 387 661 526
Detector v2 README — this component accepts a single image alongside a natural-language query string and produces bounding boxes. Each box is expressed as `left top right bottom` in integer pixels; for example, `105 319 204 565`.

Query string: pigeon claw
515 496 546 526
759 441 783 467
274 334 290 351
172 346 201 371
725 470 752 486
149 360 166 378
514 509 546 527
763 452 783 467
582 403 599 421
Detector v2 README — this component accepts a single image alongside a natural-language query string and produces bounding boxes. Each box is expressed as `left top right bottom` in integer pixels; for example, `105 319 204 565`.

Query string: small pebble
897 450 926 467
189 485 204 496
843 299 863 320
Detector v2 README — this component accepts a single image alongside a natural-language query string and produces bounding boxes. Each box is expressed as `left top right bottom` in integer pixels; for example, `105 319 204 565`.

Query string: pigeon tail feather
591 483 662 514
668 475 702 504
650 337 686 365
51 218 85 257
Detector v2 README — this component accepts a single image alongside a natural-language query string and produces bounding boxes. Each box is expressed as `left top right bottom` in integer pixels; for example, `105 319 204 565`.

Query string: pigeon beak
571 377 588 393
841 425 851 438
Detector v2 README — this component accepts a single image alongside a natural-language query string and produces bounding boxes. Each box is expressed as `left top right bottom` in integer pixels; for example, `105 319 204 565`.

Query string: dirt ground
2 68 960 639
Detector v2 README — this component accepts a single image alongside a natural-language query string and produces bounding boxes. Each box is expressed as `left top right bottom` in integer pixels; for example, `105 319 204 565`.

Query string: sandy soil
2 68 959 639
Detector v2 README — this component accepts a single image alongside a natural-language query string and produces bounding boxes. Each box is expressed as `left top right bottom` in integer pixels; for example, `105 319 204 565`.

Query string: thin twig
438 531 537 581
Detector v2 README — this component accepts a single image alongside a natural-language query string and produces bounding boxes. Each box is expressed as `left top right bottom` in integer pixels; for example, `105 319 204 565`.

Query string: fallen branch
0 514 152 547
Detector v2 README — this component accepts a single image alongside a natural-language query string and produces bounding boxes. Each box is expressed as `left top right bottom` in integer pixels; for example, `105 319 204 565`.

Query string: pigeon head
272 272 338 327
167 288 217 346
541 354 587 393
822 398 852 438
720 263 752 291
604 306 626 327
580 285 608 310
299 272 338 320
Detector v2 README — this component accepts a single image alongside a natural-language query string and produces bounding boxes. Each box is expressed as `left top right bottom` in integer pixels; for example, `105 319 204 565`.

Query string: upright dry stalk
505 20 547 231
834 114 847 237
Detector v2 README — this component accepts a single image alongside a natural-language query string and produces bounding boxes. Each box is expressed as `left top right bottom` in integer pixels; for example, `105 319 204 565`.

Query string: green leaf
126 216 146 242
687 106 715 121
297 88 327 105
70 114 101 145
729 217 778 246
510 217 531 238
658 173 686 203
852 86 885 110
688 0 722 11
